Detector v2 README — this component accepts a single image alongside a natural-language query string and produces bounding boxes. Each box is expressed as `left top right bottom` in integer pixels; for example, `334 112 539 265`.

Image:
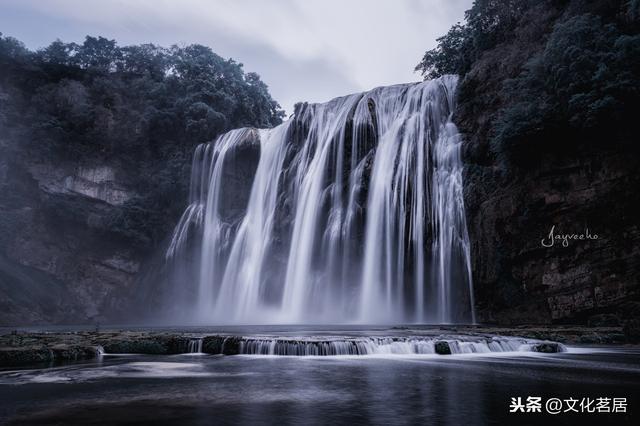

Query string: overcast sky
0 0 472 115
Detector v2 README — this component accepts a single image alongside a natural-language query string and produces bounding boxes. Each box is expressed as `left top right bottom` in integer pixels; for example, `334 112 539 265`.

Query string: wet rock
577 334 602 344
531 342 564 353
0 344 99 367
221 337 242 355
0 347 53 366
218 129 261 224
587 314 620 327
618 301 640 321
202 335 241 355
98 335 191 354
434 341 451 355
201 336 225 354
623 319 640 343
582 332 626 344
49 344 100 361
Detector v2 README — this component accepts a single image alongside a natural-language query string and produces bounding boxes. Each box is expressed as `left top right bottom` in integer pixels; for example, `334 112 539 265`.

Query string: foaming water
234 335 562 356
0 362 218 385
186 339 203 354
166 76 473 324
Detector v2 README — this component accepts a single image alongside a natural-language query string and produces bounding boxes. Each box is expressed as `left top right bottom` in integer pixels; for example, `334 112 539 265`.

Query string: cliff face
2 7 638 326
456 0 640 324
0 35 284 326
463 140 639 324
0 151 143 325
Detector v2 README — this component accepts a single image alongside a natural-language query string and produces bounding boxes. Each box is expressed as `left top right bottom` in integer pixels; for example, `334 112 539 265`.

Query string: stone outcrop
0 153 142 325
462 147 639 324
434 341 451 355
531 342 564 353
28 163 135 205
455 2 640 325
0 124 265 326
0 327 627 367
97 335 192 355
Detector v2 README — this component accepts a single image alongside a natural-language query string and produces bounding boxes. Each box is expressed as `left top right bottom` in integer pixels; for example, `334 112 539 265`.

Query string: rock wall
0 153 142 325
456 0 640 324
3 121 637 327
463 143 640 324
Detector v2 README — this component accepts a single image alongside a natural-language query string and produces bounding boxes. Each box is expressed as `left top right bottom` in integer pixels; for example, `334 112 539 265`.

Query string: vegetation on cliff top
416 0 640 167
0 34 284 248
415 0 640 324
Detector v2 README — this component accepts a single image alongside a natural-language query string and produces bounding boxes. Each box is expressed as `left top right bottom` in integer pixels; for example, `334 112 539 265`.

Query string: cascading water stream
235 336 562 356
187 338 203 354
166 75 474 324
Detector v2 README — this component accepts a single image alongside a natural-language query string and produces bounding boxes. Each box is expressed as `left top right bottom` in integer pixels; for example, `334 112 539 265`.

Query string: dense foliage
415 0 528 79
416 0 640 166
0 34 284 248
416 0 640 323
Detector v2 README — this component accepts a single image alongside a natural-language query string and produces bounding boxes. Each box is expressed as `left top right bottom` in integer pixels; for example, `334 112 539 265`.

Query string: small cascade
187 338 203 354
235 336 566 356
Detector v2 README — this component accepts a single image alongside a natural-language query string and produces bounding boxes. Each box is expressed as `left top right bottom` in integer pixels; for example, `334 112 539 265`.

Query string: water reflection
0 349 638 425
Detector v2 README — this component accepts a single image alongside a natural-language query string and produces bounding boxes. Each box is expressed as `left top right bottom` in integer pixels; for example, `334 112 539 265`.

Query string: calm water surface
0 337 638 425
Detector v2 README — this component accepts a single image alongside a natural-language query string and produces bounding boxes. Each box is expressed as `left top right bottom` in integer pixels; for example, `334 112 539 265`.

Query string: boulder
202 335 242 355
98 335 191 354
0 344 99 367
623 319 640 343
434 341 451 355
587 314 620 327
0 347 53 366
531 342 564 353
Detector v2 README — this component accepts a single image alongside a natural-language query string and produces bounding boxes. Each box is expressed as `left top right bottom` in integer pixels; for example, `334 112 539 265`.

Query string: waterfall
166 75 474 324
187 338 203 354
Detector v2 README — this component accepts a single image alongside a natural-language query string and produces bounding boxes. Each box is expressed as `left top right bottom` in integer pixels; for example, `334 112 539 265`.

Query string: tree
415 0 529 78
0 33 284 248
